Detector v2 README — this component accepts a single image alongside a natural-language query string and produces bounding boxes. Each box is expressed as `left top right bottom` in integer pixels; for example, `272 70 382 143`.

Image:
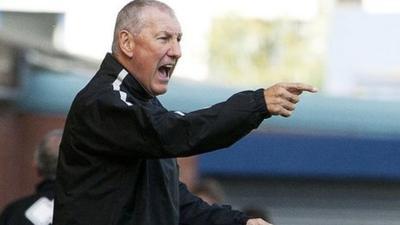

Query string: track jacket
53 53 270 225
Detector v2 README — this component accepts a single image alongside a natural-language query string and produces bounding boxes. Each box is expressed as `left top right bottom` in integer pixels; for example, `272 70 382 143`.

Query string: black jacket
53 53 270 225
0 180 55 225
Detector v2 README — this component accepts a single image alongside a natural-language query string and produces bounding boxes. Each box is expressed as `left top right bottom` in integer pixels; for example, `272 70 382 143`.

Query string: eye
158 34 172 41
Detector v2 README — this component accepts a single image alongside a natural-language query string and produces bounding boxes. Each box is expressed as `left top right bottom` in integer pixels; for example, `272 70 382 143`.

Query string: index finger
280 82 318 93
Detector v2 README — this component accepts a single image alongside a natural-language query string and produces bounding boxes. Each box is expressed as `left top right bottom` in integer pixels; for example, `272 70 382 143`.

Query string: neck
112 52 155 98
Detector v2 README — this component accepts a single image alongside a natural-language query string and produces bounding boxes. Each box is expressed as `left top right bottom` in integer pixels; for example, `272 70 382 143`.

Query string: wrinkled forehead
139 6 181 33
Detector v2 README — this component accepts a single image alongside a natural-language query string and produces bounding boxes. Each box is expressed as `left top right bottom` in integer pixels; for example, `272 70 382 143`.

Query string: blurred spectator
0 129 63 225
242 206 273 224
191 177 226 205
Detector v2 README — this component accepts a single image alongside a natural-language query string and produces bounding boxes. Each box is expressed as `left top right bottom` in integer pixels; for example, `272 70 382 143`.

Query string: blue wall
17 68 90 113
199 132 400 181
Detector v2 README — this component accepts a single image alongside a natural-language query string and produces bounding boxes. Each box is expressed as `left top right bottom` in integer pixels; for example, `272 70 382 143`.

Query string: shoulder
1 195 54 225
71 73 134 111
0 195 38 217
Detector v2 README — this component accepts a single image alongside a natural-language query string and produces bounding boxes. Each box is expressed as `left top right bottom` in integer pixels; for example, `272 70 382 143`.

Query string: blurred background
0 0 399 224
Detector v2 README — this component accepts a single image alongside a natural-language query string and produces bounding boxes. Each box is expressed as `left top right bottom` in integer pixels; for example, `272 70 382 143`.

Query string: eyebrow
157 31 182 38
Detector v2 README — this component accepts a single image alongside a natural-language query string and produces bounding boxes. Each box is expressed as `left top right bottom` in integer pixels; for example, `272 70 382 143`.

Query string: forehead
140 7 181 33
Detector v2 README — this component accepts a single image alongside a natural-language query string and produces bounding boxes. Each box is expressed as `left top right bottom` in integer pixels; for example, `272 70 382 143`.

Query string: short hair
111 0 176 54
34 129 63 180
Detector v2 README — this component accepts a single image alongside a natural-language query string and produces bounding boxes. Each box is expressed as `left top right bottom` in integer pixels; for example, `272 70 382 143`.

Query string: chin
152 87 168 96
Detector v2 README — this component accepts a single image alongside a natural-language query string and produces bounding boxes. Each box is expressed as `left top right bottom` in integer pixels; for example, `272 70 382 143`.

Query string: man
53 1 317 225
0 129 63 225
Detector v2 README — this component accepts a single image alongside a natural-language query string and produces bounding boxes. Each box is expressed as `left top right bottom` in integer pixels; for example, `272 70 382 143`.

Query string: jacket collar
100 53 154 100
36 179 55 194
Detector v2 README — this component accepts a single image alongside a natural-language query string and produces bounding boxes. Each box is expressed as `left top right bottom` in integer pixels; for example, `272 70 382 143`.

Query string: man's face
129 7 182 96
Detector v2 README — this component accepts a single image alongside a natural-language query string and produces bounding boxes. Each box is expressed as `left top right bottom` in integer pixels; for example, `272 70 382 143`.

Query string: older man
53 1 317 225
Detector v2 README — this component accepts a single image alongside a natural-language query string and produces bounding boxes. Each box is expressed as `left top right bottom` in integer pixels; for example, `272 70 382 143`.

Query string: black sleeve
68 88 269 158
179 182 249 225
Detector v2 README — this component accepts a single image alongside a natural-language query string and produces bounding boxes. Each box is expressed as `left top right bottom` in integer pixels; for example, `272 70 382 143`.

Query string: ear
118 30 135 58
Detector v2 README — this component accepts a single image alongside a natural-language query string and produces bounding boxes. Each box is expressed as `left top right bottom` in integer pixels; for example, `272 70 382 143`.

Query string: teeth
159 64 174 78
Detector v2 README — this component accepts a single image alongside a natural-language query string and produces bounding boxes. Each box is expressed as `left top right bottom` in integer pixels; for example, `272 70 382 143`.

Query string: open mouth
158 64 174 79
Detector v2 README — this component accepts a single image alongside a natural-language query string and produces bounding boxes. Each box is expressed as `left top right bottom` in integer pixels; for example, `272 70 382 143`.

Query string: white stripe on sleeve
112 69 133 106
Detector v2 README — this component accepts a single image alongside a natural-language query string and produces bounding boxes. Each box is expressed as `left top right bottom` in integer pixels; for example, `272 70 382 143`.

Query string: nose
167 40 181 59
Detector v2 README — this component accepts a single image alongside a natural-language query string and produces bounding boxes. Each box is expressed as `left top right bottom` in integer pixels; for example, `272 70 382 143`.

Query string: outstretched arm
71 82 316 159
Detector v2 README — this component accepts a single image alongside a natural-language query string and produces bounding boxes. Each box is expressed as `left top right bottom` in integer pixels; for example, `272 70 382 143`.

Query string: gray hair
111 0 176 54
34 129 63 180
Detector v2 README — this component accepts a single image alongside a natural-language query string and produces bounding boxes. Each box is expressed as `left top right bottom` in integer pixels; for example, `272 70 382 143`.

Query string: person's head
34 129 63 180
112 0 182 96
